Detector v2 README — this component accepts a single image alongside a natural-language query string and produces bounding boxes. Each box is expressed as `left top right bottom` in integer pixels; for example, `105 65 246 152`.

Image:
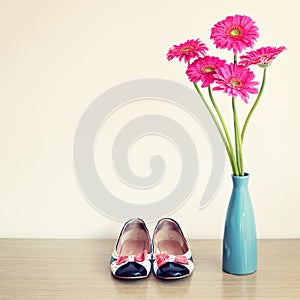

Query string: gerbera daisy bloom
240 46 287 67
213 63 259 103
167 39 208 63
211 15 259 54
186 56 226 87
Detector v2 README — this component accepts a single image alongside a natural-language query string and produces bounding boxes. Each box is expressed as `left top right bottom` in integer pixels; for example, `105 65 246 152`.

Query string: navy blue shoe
152 218 194 280
110 218 151 279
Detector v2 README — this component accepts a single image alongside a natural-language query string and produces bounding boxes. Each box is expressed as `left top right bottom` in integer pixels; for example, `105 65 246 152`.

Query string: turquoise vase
223 173 257 275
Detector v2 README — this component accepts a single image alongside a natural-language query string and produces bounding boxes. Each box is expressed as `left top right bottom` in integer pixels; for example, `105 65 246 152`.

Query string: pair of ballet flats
110 218 194 280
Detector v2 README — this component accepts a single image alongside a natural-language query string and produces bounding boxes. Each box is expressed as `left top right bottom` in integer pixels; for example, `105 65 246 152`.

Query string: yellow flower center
201 65 215 73
230 77 243 88
181 46 194 52
227 26 243 38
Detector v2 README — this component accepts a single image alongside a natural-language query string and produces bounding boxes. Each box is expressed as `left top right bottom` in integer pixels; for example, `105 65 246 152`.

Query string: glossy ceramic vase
223 173 257 275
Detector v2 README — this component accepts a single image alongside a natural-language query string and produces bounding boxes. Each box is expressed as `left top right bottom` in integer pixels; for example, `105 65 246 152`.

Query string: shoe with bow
110 218 151 279
152 218 194 280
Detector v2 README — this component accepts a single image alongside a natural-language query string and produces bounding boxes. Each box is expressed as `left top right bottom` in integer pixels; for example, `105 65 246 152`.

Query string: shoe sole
156 273 192 280
112 273 149 280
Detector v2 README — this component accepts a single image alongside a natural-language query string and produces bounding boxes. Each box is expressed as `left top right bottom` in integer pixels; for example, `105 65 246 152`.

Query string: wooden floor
0 239 299 299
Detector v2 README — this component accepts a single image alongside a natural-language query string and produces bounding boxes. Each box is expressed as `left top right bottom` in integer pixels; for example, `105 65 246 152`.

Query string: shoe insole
157 240 184 256
120 239 146 256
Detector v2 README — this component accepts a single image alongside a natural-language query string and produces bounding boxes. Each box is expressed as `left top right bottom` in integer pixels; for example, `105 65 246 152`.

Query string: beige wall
0 0 299 238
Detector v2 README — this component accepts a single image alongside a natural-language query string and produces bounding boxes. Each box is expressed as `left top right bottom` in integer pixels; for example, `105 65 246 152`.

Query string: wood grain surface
0 239 299 299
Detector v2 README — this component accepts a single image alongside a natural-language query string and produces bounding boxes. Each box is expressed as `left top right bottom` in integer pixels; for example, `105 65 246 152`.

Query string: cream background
0 0 299 239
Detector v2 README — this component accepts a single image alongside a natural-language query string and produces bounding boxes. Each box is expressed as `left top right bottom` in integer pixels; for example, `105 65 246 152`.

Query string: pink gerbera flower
211 15 259 54
240 46 287 67
167 39 208 63
186 56 226 87
213 63 259 103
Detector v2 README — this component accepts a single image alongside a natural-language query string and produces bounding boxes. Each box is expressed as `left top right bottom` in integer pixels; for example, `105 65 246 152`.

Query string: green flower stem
193 82 237 174
234 54 237 64
208 85 239 175
241 67 267 143
232 96 244 176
